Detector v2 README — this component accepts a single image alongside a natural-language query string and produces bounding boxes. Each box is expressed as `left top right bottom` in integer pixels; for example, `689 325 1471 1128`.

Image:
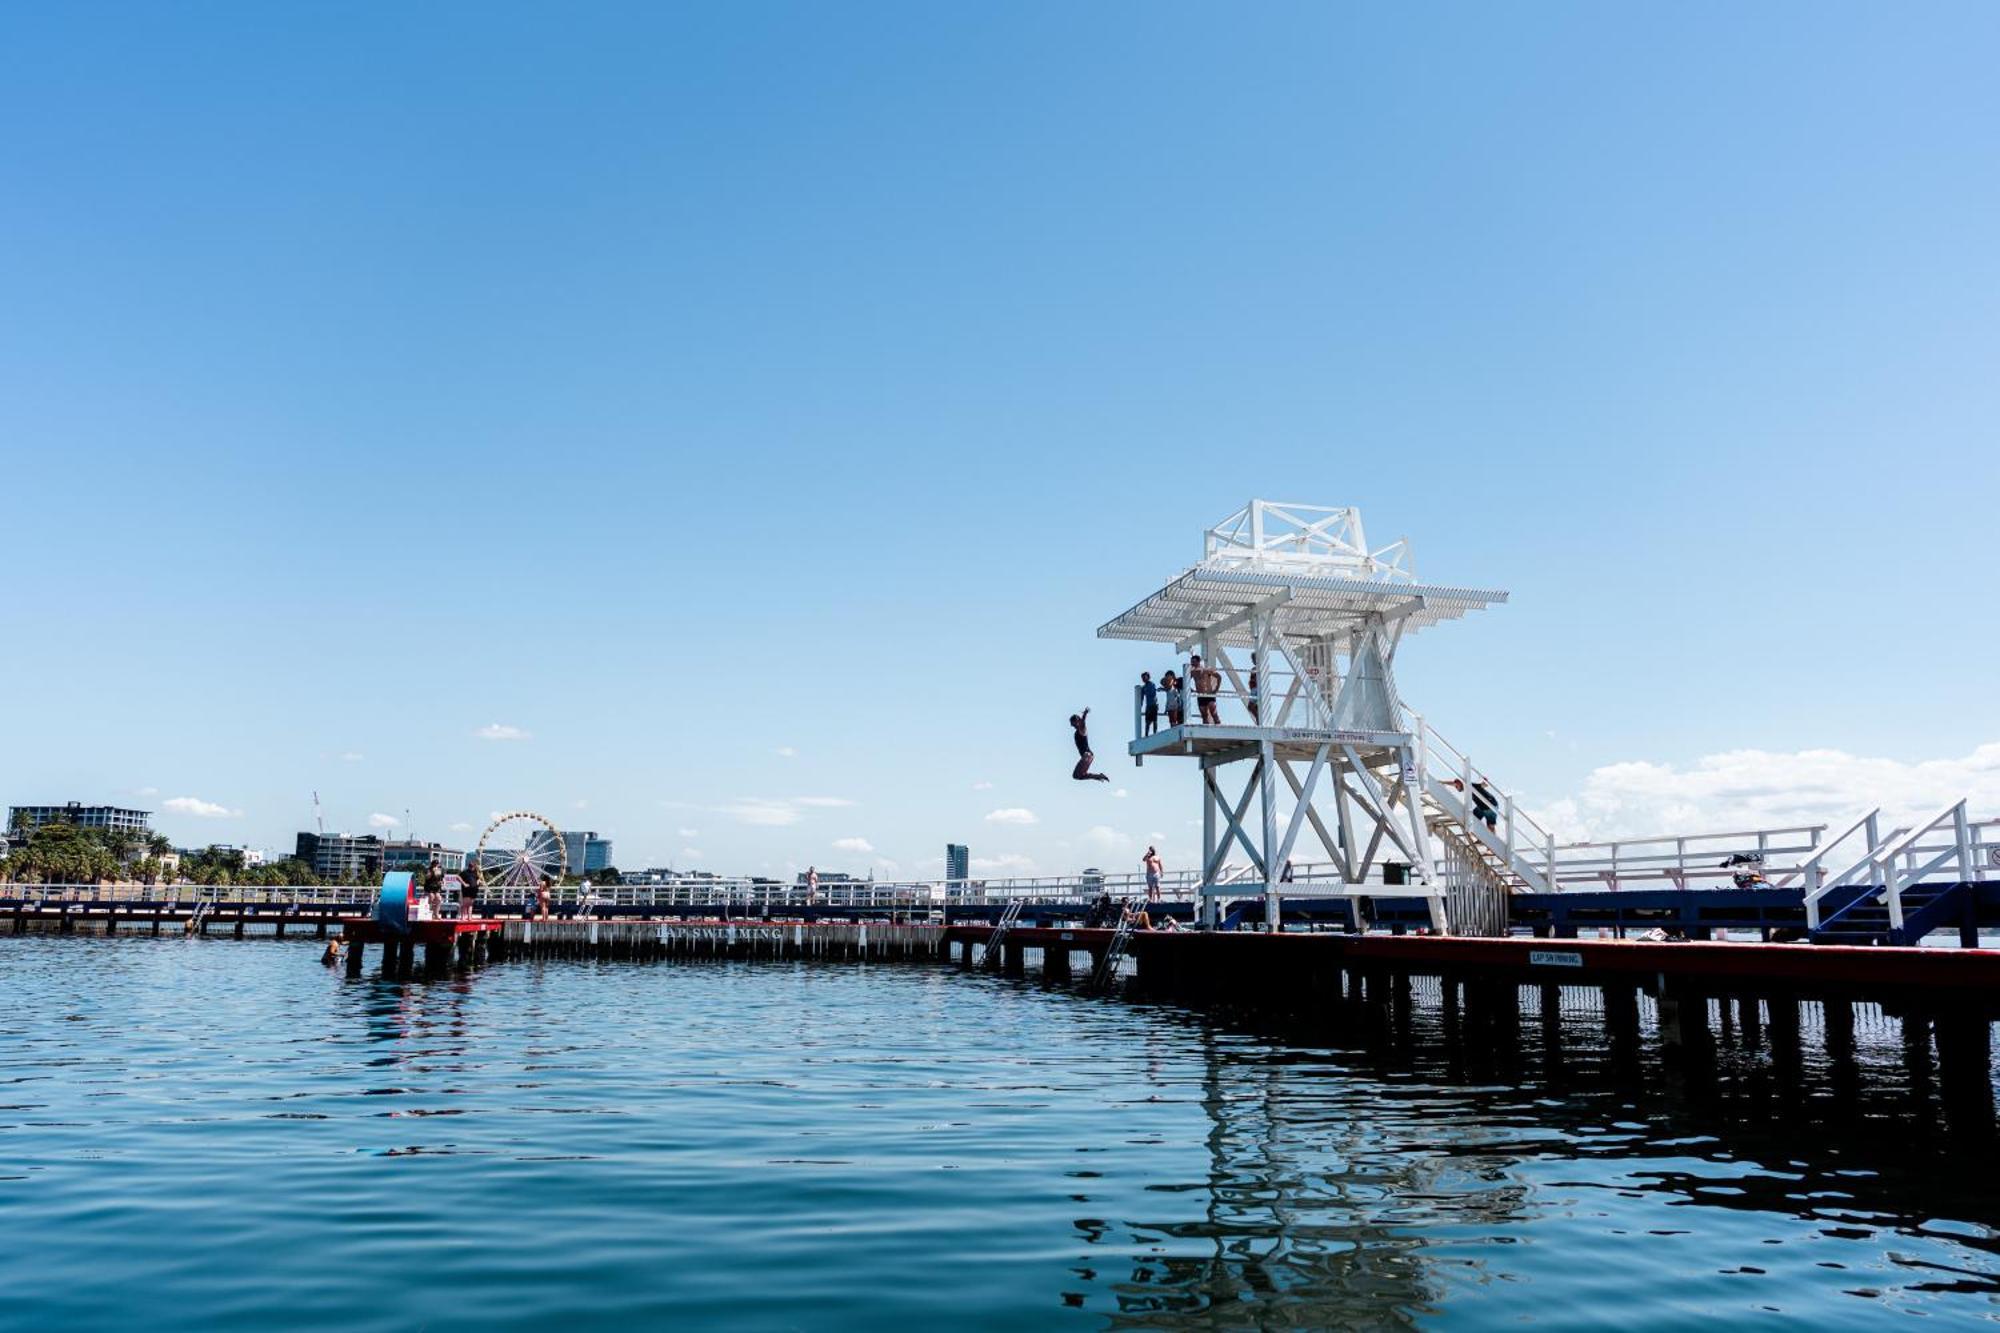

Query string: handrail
1792 808 1882 930
1873 798 1969 872
1403 709 1560 891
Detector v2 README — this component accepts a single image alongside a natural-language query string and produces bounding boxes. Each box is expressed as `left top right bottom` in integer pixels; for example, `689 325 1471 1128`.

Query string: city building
527 829 614 875
945 843 969 883
8 802 152 836
204 844 267 867
294 832 385 882
380 840 467 874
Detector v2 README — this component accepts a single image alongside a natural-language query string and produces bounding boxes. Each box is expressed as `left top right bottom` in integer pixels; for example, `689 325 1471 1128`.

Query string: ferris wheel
473 811 568 888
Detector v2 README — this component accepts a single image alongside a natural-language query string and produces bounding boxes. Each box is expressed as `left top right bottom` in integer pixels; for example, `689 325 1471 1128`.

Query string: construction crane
312 791 325 837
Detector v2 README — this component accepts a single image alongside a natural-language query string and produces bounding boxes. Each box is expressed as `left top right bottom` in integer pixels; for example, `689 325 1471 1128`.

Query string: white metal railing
1404 711 1561 893
1131 664 1343 740
1554 824 1826 892
1792 805 1999 930
9 808 1991 919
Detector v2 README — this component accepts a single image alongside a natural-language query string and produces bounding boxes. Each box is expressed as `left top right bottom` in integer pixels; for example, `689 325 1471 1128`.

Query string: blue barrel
373 872 414 935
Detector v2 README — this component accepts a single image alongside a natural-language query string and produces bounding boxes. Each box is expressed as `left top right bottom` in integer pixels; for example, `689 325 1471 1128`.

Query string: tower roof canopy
1097 501 1507 648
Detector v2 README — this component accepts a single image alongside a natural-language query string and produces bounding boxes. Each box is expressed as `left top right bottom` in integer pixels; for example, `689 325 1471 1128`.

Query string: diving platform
1101 501 1529 934
1130 722 1410 765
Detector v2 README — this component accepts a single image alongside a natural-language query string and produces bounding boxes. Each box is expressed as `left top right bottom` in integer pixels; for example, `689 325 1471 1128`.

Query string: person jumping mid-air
1070 709 1112 781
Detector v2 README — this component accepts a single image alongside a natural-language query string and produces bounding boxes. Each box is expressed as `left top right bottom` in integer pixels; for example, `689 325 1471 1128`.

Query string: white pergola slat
1099 567 1505 646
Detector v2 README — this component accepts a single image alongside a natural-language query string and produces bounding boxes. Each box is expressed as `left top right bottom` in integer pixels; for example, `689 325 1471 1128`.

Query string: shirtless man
1142 846 1163 903
1070 709 1112 782
1190 655 1222 725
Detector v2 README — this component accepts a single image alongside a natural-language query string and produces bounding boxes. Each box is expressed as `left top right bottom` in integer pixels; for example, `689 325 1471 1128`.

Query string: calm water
3 937 1997 1330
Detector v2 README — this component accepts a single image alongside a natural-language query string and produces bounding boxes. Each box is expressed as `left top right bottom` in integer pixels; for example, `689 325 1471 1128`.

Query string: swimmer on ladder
320 937 345 967
1070 708 1111 782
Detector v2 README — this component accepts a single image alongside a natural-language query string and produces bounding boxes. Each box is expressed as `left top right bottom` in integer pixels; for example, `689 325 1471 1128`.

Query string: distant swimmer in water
320 938 345 967
1070 708 1112 782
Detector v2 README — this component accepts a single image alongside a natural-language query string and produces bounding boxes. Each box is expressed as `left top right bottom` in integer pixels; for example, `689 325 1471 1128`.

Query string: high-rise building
294 832 385 882
380 840 467 874
527 829 614 875
945 843 969 882
9 802 152 836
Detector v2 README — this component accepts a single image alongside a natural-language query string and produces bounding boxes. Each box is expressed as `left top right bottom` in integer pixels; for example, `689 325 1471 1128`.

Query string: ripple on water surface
1 936 1997 1330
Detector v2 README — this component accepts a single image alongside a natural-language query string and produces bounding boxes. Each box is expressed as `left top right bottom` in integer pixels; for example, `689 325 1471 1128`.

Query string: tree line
0 819 376 887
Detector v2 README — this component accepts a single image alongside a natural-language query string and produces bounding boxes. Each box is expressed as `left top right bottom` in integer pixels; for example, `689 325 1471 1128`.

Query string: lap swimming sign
1529 949 1584 968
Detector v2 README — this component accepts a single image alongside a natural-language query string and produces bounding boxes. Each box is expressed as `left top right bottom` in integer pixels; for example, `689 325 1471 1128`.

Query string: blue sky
3 3 1996 874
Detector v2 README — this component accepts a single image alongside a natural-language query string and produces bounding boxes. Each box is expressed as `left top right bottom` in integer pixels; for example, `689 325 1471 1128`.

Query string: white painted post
1260 742 1279 932
1202 769 1219 929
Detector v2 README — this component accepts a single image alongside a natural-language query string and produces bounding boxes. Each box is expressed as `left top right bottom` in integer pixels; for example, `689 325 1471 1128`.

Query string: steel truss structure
1100 500 1526 934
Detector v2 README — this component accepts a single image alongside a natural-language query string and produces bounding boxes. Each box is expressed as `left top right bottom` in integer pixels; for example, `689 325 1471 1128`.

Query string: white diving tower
1099 500 1556 935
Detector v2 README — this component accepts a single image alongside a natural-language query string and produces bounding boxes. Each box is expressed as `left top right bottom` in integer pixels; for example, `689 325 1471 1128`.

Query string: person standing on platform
1143 846 1164 903
1246 652 1261 723
806 866 819 905
1140 672 1160 737
1162 671 1186 728
460 859 482 919
1191 656 1222 725
422 857 445 918
1281 859 1295 884
536 874 553 921
1070 709 1112 781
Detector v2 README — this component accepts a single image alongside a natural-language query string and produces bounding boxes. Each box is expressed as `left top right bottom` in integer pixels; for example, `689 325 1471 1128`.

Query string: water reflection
1094 975 2000 1322
5 938 1997 1329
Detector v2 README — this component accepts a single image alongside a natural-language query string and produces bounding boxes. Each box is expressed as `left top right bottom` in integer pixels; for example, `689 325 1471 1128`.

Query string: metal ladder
1090 900 1139 992
979 898 1024 969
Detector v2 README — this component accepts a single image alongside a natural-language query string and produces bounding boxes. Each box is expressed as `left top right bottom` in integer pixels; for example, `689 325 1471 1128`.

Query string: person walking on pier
1070 709 1112 782
1143 846 1163 903
1190 656 1222 725
1140 672 1160 736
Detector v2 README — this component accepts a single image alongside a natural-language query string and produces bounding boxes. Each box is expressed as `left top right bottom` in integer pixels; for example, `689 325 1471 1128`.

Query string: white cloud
449 821 474 832
367 812 400 829
135 786 159 797
573 799 589 809
984 807 1039 826
720 798 804 827
671 795 856 827
774 746 798 758
163 796 239 819
474 723 530 741
972 853 1038 875
1112 788 1129 798
1084 824 1134 854
677 827 700 838
832 836 875 853
1535 742 2000 843
340 752 364 763
680 847 704 860
971 780 995 791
